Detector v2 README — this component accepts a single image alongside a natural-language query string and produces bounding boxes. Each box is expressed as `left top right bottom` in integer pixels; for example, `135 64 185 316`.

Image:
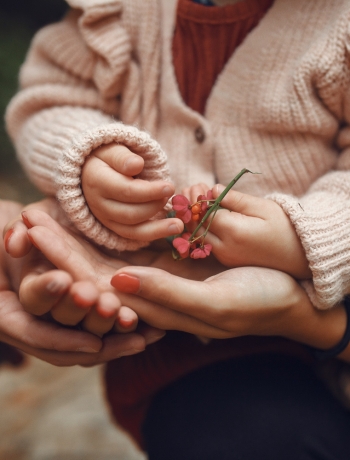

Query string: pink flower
197 195 208 213
197 190 214 219
172 195 191 223
190 243 212 259
173 236 191 258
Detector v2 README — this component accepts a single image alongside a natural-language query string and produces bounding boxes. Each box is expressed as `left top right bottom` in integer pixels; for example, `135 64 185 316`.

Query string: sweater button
194 126 205 143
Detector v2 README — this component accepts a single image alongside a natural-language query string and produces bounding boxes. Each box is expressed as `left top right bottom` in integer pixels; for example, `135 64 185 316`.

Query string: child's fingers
105 215 184 241
114 306 139 333
82 292 120 337
93 143 145 177
98 196 170 225
189 183 210 203
19 269 73 316
181 183 209 202
51 281 98 326
212 185 274 219
88 164 174 203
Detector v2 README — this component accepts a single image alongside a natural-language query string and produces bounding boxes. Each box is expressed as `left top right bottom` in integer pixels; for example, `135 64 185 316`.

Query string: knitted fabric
173 0 274 113
5 0 350 309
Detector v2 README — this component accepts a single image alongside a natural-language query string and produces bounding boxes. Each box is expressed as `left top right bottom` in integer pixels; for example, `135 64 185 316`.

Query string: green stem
189 168 257 241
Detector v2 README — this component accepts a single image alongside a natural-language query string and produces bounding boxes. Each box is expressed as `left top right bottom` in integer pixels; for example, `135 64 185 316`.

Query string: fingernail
76 347 99 353
214 184 225 194
46 280 68 295
21 212 33 228
73 293 94 309
145 331 166 345
168 223 181 234
162 185 173 196
111 274 140 293
118 317 135 329
4 228 14 253
27 232 40 250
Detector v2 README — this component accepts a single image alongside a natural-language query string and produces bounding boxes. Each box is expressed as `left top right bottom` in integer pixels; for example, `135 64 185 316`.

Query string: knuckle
121 182 134 200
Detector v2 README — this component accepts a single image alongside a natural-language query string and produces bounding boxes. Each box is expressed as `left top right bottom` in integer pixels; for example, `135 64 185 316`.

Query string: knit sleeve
5 3 170 251
268 173 350 311
265 10 350 311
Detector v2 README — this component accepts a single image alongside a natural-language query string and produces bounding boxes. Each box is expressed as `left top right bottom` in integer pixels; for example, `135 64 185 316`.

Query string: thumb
212 184 271 219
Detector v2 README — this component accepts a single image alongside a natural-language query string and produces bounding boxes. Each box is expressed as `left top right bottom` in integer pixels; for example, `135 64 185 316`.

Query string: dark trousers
143 354 350 460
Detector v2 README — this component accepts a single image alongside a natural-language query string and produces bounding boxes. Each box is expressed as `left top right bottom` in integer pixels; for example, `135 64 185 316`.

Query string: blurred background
0 2 146 458
0 0 68 203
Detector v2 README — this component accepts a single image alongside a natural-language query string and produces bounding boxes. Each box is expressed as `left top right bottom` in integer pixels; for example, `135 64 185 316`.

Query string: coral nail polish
27 232 40 250
73 294 94 309
118 317 135 330
111 274 140 293
21 212 33 229
4 228 14 253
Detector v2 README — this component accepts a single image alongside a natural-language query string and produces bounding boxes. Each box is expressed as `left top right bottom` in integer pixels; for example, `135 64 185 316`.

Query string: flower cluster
172 189 215 259
172 190 214 224
170 168 256 260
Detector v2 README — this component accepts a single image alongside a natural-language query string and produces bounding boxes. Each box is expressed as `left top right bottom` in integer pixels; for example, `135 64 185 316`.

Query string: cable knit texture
5 0 350 308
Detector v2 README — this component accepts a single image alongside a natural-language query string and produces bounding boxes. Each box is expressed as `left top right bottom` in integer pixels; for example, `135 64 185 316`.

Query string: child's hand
82 143 183 240
204 184 311 279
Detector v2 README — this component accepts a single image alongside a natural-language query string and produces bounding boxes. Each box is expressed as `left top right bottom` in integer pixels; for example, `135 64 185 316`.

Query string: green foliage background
0 1 67 200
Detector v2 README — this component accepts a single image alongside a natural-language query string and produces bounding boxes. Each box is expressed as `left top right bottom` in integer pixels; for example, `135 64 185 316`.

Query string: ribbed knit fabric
173 0 273 113
5 0 350 310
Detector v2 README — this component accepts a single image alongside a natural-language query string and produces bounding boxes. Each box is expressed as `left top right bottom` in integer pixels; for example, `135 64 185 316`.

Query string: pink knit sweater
5 0 350 310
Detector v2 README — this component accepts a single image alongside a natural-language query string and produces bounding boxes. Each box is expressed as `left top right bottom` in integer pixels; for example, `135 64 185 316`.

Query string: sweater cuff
268 192 350 310
56 123 171 251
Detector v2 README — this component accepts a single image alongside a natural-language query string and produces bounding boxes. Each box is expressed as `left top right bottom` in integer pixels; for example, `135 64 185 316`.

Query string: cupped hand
14 205 165 342
3 199 140 336
111 265 308 339
110 264 348 353
82 143 183 240
8 201 346 355
0 199 151 365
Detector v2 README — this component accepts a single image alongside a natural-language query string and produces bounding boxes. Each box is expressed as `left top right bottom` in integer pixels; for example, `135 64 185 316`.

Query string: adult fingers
0 291 102 353
82 291 120 337
111 267 231 329
26 225 96 282
3 219 32 258
6 331 148 367
114 289 233 338
114 305 139 333
19 268 73 316
50 281 98 326
3 199 69 258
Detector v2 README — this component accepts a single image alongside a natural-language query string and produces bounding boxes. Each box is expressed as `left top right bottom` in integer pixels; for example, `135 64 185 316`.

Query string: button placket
194 126 205 143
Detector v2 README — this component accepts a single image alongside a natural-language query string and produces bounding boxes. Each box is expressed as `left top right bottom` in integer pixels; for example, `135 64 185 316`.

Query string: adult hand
0 200 162 365
111 264 348 353
10 201 348 358
4 198 139 336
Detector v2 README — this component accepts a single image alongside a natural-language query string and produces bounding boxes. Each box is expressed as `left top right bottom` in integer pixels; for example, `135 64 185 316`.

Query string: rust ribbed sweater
173 0 273 114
